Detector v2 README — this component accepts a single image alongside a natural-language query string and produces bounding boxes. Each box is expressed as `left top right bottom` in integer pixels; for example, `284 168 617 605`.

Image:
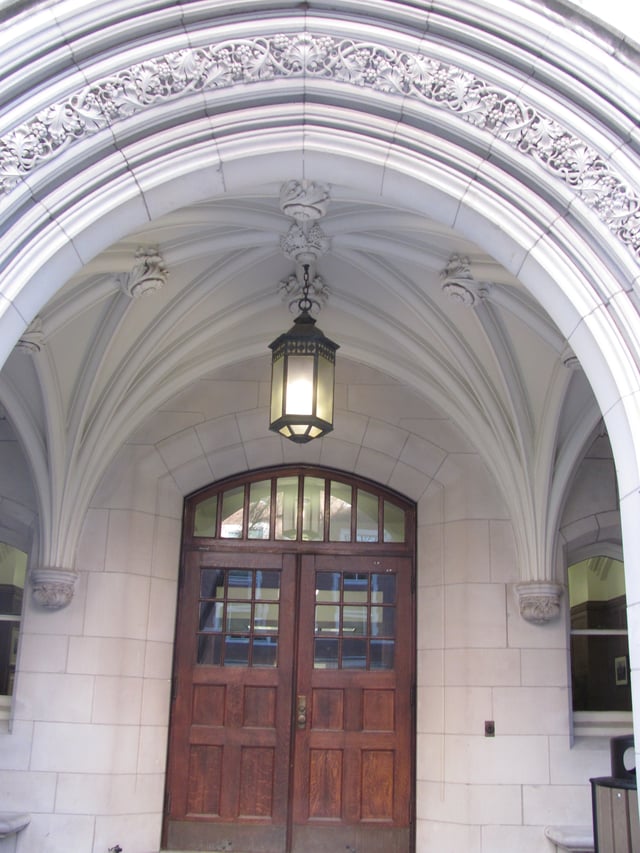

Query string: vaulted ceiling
1 0 631 579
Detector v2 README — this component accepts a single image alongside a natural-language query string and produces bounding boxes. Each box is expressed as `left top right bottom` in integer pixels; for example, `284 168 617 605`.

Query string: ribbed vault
0 0 639 637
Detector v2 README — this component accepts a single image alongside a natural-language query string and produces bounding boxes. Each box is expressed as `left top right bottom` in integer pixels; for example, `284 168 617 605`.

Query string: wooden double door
165 547 414 852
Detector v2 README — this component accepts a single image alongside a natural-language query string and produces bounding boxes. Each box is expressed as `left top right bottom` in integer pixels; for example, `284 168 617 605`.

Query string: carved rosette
515 581 563 624
442 281 477 306
30 568 78 610
280 222 331 265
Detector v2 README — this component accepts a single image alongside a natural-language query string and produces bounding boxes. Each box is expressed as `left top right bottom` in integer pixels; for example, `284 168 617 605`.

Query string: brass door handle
296 694 307 729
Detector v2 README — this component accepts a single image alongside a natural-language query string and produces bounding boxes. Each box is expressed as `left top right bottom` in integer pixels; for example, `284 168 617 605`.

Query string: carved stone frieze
121 246 168 298
515 581 563 624
1 34 639 259
30 567 78 609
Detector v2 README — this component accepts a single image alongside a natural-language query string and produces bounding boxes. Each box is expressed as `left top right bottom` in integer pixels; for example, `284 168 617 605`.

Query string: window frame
567 544 632 740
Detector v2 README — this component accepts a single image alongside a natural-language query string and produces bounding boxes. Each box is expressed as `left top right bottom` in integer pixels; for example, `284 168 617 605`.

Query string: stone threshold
544 825 595 852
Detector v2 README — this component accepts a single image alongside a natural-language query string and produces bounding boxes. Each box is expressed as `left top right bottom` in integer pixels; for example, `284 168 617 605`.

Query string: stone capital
30 567 78 610
514 581 563 624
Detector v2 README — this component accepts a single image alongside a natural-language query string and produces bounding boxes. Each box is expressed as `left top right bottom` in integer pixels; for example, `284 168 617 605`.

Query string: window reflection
191 474 407 544
383 500 405 542
220 487 244 538
194 495 218 537
0 543 25 697
329 481 352 542
197 568 281 668
356 490 379 542
248 480 271 539
303 477 325 540
275 477 299 540
313 570 396 670
569 556 630 712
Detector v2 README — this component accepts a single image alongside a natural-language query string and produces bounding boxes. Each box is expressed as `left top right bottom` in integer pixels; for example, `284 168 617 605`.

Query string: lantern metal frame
269 264 339 443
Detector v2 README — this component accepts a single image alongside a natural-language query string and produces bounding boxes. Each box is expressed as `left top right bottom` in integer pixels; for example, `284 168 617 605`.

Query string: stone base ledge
0 813 30 838
544 825 594 852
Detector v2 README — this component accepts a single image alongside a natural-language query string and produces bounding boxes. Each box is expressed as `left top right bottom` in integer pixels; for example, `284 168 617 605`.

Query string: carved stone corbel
120 246 168 298
30 568 78 609
514 581 563 624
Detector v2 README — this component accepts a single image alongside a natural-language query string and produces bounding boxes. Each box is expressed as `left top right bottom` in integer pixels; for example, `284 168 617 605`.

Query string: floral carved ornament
0 33 638 259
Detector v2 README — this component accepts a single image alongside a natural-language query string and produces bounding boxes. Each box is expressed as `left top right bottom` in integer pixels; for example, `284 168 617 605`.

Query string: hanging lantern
269 265 339 443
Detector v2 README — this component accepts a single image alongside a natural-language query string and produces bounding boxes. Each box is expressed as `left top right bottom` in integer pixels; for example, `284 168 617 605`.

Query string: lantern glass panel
316 354 335 422
284 355 314 416
270 355 284 422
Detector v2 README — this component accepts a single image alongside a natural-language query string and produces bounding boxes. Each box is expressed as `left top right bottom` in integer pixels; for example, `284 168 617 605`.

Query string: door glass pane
371 606 395 637
248 480 271 539
370 639 394 669
316 572 340 602
224 636 250 666
329 481 352 541
344 573 369 603
372 573 396 604
200 568 225 599
197 568 282 669
256 571 280 600
199 601 224 632
302 477 325 541
197 634 222 665
344 605 367 635
227 602 251 632
314 637 339 669
254 603 279 632
194 495 218 537
221 486 245 538
253 638 278 667
356 490 379 541
228 570 252 599
275 476 299 539
383 500 405 542
316 605 340 633
343 638 367 669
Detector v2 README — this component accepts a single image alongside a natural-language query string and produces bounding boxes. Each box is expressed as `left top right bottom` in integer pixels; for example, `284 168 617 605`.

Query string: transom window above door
188 468 409 544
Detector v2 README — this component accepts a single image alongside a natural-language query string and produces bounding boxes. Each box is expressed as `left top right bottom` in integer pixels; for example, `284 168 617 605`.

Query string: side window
569 556 631 717
0 543 26 715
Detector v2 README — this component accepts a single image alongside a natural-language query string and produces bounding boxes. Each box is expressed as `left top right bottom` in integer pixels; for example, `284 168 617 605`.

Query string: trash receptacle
591 735 639 853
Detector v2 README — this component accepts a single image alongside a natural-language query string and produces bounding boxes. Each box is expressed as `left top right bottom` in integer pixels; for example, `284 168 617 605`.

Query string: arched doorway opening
165 465 416 852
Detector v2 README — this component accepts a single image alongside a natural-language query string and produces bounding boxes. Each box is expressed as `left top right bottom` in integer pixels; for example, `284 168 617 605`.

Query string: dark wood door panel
165 551 296 851
292 554 413 841
165 539 414 852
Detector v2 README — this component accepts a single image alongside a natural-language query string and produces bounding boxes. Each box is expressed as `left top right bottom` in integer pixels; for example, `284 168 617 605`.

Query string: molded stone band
0 33 638 258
